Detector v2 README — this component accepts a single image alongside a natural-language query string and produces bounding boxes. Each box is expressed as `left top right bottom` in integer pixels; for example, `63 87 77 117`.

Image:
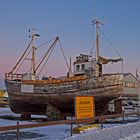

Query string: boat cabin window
76 65 80 71
81 64 85 70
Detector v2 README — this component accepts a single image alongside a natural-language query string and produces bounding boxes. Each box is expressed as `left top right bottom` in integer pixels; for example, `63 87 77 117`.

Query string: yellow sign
75 96 94 120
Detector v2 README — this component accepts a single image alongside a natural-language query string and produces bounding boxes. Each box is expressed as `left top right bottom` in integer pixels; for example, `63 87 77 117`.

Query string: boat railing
5 73 23 81
22 75 86 85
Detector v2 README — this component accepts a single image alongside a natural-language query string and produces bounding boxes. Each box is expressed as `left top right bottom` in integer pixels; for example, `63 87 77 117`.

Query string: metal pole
138 109 140 121
101 115 103 129
70 116 73 136
101 121 103 129
70 123 73 136
122 111 125 124
17 121 20 140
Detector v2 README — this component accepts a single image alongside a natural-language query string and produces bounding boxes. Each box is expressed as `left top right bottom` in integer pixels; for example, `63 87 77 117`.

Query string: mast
92 19 103 63
92 19 103 77
32 46 36 75
96 20 99 62
30 28 36 76
30 28 40 77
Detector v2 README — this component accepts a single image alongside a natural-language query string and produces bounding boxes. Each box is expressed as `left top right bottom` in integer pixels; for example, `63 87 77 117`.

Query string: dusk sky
0 0 140 89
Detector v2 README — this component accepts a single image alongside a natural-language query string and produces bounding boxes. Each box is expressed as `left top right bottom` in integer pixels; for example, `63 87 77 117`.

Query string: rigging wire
99 28 123 59
99 28 123 74
90 39 96 57
24 23 92 75
35 37 59 75
58 39 71 74
37 41 56 76
37 38 71 76
36 23 91 32
16 48 32 73
10 39 33 73
15 22 123 76
37 37 57 49
25 37 58 74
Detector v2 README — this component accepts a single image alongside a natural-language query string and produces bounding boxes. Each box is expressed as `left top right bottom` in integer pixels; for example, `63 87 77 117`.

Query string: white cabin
73 54 101 77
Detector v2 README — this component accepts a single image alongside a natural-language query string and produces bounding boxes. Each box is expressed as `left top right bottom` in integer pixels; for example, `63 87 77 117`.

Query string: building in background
108 73 140 114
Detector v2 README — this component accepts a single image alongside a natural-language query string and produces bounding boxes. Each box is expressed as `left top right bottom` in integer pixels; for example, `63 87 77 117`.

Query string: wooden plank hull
6 81 122 116
5 73 126 117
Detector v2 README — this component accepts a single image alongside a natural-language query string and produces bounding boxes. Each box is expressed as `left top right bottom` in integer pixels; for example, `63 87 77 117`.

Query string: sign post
75 96 94 120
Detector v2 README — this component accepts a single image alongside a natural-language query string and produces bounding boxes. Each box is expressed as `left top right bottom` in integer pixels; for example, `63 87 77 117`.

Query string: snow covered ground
66 122 140 140
0 107 140 140
0 107 75 139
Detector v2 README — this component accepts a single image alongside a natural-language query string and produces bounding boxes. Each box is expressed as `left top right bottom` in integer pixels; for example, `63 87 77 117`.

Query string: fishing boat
5 20 124 120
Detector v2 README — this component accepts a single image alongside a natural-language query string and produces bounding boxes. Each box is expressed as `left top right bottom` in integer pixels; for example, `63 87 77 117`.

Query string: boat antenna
92 18 103 63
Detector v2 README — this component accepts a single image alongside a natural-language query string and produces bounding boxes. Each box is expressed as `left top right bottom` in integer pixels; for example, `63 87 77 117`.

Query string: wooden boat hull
5 81 122 116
